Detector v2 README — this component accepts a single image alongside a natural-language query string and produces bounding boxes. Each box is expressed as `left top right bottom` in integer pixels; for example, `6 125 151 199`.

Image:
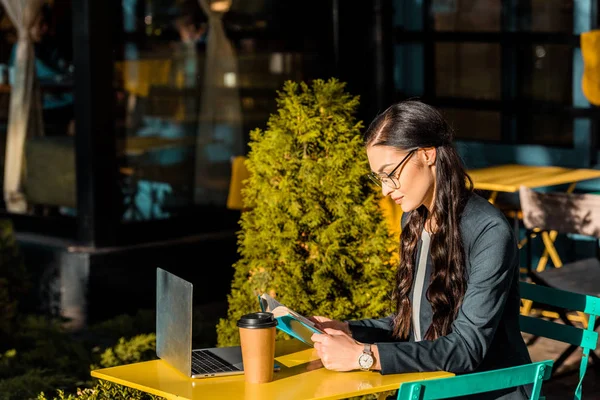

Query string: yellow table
91 340 453 400
469 163 600 250
469 164 600 322
468 164 600 204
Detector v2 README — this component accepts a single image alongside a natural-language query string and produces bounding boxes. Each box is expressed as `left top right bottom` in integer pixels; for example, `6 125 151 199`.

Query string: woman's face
366 145 437 212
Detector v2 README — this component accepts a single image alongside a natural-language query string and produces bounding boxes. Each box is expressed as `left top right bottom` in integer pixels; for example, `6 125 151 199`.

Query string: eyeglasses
368 149 416 189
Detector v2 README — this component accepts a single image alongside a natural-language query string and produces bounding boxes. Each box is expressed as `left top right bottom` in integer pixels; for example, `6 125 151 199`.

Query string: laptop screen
156 268 193 376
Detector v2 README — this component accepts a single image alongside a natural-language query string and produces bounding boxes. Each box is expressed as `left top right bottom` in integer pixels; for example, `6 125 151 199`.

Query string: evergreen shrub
217 78 396 346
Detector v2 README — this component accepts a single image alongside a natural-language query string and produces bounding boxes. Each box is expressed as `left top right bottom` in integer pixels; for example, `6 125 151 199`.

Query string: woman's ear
420 147 437 166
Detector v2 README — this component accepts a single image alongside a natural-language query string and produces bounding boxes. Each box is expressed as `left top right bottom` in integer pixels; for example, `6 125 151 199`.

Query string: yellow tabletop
115 59 172 98
468 164 600 193
91 340 453 400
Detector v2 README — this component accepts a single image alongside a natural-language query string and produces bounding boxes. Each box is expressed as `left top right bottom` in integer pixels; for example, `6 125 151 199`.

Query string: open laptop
156 267 245 378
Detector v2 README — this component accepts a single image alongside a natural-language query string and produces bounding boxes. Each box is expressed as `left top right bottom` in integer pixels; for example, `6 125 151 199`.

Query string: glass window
394 1 424 31
440 108 501 141
435 42 501 100
394 44 424 97
0 1 76 217
433 0 501 32
114 0 331 222
518 114 573 147
519 44 572 105
530 0 574 33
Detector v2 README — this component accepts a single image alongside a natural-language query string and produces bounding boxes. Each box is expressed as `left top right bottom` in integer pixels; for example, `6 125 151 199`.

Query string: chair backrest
520 282 599 350
519 185 600 238
397 360 553 400
520 281 599 400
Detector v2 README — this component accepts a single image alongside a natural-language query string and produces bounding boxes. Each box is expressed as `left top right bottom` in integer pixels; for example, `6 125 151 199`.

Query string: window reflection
529 0 573 33
433 0 501 32
115 0 326 221
435 42 501 100
520 114 573 147
519 44 572 105
440 108 501 141
0 1 76 216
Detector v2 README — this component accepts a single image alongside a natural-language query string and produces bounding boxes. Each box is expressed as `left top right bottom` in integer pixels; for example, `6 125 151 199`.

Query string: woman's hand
308 316 351 335
311 328 363 371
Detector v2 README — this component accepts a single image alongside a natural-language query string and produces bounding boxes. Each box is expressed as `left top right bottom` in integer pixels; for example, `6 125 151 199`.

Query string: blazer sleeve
347 316 397 343
374 216 518 374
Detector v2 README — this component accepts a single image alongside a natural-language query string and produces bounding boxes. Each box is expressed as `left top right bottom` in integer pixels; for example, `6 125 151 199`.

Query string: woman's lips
392 196 403 204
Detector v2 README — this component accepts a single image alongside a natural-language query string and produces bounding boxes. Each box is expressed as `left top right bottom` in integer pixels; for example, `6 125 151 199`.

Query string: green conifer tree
217 78 396 346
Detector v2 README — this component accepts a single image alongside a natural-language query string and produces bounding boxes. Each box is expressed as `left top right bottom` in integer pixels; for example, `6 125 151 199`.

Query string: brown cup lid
237 312 277 329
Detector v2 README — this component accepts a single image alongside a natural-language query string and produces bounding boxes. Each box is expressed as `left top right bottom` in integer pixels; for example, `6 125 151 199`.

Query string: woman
310 100 531 399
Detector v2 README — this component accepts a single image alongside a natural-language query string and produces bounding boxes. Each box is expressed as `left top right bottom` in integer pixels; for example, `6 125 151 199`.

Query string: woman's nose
382 185 394 197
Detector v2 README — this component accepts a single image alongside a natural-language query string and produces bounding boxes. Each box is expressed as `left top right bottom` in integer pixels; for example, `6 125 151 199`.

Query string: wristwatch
358 343 374 371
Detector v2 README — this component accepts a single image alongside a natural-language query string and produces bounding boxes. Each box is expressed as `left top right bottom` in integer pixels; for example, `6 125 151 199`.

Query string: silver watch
358 343 374 371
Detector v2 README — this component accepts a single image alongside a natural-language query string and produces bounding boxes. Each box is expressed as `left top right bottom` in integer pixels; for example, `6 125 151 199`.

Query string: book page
259 293 317 328
287 309 317 328
259 293 284 313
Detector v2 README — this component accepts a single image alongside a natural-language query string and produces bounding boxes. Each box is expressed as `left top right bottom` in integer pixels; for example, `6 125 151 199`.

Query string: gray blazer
348 193 532 399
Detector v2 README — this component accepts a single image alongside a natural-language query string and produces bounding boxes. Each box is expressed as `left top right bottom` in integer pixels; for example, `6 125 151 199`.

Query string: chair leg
538 231 562 271
521 299 534 316
526 334 541 347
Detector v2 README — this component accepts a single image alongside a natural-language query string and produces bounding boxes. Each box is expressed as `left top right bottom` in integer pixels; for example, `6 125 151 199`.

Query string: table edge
91 366 186 400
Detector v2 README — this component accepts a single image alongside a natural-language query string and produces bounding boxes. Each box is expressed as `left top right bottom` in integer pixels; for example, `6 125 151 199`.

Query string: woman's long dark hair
365 100 473 340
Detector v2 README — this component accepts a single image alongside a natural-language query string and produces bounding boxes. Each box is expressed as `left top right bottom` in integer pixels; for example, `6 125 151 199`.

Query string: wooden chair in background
518 185 600 326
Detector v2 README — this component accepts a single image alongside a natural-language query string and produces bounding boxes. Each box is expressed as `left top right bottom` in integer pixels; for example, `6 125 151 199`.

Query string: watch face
358 353 374 369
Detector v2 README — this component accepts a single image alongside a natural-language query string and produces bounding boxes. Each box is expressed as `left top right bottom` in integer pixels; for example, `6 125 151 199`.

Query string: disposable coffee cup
237 312 277 384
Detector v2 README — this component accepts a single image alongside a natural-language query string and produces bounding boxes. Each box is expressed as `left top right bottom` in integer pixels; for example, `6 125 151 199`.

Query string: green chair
396 360 553 400
518 186 600 376
397 282 598 400
519 282 599 400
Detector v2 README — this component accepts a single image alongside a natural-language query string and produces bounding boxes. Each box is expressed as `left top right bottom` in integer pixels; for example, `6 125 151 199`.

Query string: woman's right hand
308 316 351 335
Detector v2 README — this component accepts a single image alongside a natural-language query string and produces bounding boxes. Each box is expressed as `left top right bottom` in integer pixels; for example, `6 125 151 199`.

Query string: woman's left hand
311 328 363 371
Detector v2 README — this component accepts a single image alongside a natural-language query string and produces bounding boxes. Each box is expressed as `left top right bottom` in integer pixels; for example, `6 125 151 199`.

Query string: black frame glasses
368 149 417 189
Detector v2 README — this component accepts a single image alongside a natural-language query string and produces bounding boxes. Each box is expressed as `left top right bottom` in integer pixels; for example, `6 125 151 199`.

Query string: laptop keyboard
191 350 241 375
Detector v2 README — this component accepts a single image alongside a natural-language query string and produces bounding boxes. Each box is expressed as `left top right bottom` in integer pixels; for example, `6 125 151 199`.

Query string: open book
258 293 324 347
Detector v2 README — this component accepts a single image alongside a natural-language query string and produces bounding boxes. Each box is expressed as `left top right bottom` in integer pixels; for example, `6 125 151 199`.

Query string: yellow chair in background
227 155 251 211
581 30 600 106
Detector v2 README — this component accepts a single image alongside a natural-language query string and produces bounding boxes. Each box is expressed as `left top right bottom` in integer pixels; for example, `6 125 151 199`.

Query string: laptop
156 267 245 378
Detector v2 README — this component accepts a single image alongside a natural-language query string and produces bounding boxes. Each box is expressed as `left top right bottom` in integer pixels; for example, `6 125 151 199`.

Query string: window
0 1 77 227
435 42 501 100
392 0 595 147
441 108 502 141
518 44 572 104
433 0 501 32
112 0 333 228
